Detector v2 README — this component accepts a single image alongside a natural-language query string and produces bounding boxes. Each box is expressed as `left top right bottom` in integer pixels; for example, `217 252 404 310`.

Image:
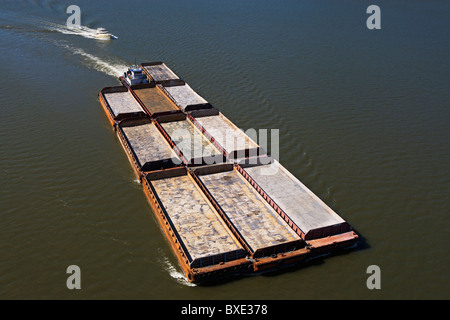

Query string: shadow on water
351 228 370 253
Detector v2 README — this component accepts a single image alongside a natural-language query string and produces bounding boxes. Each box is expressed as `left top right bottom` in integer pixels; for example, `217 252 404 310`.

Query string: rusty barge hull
97 61 358 283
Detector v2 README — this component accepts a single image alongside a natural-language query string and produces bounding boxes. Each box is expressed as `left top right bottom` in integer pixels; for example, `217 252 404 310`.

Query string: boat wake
1 16 125 79
42 21 116 41
160 255 196 287
56 42 128 78
42 21 126 78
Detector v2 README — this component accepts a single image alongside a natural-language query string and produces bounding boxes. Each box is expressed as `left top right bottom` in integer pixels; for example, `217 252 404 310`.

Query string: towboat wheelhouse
123 66 149 86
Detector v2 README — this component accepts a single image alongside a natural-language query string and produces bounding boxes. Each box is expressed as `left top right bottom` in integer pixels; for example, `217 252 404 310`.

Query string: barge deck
132 84 182 118
158 117 226 166
196 166 304 257
163 81 212 112
190 113 263 160
97 61 358 283
241 160 350 240
141 61 180 83
118 119 181 172
99 86 147 125
149 169 247 268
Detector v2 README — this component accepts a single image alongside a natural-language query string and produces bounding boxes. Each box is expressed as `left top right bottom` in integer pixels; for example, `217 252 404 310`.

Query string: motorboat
94 28 117 40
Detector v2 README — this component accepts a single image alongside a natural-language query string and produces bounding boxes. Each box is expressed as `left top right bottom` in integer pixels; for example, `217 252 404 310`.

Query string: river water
0 0 449 299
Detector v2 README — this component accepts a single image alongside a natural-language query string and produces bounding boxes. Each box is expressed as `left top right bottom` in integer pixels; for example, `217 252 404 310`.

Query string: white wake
42 21 116 40
55 42 128 78
160 255 196 287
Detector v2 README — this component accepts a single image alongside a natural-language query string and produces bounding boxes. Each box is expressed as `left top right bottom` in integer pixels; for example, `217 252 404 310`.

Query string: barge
98 62 358 283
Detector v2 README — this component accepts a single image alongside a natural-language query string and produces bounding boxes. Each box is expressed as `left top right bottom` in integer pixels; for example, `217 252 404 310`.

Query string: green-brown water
0 0 449 299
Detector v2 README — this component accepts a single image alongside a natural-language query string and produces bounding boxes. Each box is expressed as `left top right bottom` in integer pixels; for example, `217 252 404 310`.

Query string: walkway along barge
99 62 359 283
